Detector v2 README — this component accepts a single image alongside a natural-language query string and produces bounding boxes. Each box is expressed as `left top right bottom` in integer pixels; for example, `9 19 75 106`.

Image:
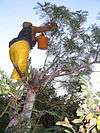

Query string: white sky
0 0 100 91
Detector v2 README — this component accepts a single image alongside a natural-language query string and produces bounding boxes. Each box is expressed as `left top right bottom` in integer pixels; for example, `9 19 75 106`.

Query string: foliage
0 70 27 132
72 77 100 133
31 2 100 132
35 2 100 76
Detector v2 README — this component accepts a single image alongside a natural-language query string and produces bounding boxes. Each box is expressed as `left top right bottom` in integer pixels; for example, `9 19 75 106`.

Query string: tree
3 2 100 133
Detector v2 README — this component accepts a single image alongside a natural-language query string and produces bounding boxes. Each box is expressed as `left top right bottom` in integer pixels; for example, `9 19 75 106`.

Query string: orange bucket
37 33 48 50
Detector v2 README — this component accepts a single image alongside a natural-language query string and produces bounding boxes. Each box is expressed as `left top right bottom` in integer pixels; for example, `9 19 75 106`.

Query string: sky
0 0 100 91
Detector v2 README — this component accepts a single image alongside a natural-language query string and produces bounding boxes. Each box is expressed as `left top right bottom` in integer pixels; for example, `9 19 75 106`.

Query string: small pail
37 33 48 50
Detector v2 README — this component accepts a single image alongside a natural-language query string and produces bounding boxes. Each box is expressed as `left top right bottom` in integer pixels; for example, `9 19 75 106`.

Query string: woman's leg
9 40 30 80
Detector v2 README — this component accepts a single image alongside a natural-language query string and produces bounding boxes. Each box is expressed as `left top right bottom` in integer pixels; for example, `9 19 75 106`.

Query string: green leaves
91 25 100 44
97 115 100 130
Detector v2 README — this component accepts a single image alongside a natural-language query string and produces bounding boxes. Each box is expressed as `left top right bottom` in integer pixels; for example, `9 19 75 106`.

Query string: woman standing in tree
9 22 57 81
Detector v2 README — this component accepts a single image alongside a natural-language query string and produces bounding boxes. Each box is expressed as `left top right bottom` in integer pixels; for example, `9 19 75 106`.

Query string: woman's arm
31 22 58 33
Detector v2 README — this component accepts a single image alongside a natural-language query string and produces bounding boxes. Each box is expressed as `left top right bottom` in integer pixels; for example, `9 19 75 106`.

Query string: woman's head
23 22 32 28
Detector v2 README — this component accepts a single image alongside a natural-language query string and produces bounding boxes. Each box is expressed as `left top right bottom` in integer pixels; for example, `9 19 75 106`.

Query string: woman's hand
47 22 58 30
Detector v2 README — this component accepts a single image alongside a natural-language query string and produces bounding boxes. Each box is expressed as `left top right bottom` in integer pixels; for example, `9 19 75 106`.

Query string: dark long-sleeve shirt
9 27 36 49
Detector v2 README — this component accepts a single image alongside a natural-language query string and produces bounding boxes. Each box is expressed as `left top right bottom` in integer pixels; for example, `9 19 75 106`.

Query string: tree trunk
5 69 40 133
5 87 36 133
5 68 59 133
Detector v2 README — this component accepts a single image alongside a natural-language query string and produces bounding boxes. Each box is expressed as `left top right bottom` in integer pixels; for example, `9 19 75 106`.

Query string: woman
9 22 58 81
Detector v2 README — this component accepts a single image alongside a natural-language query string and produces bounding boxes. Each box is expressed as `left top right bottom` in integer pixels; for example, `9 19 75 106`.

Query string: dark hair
23 22 32 28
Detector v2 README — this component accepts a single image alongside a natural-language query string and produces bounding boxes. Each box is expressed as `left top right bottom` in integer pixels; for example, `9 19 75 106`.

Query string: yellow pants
9 40 30 80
